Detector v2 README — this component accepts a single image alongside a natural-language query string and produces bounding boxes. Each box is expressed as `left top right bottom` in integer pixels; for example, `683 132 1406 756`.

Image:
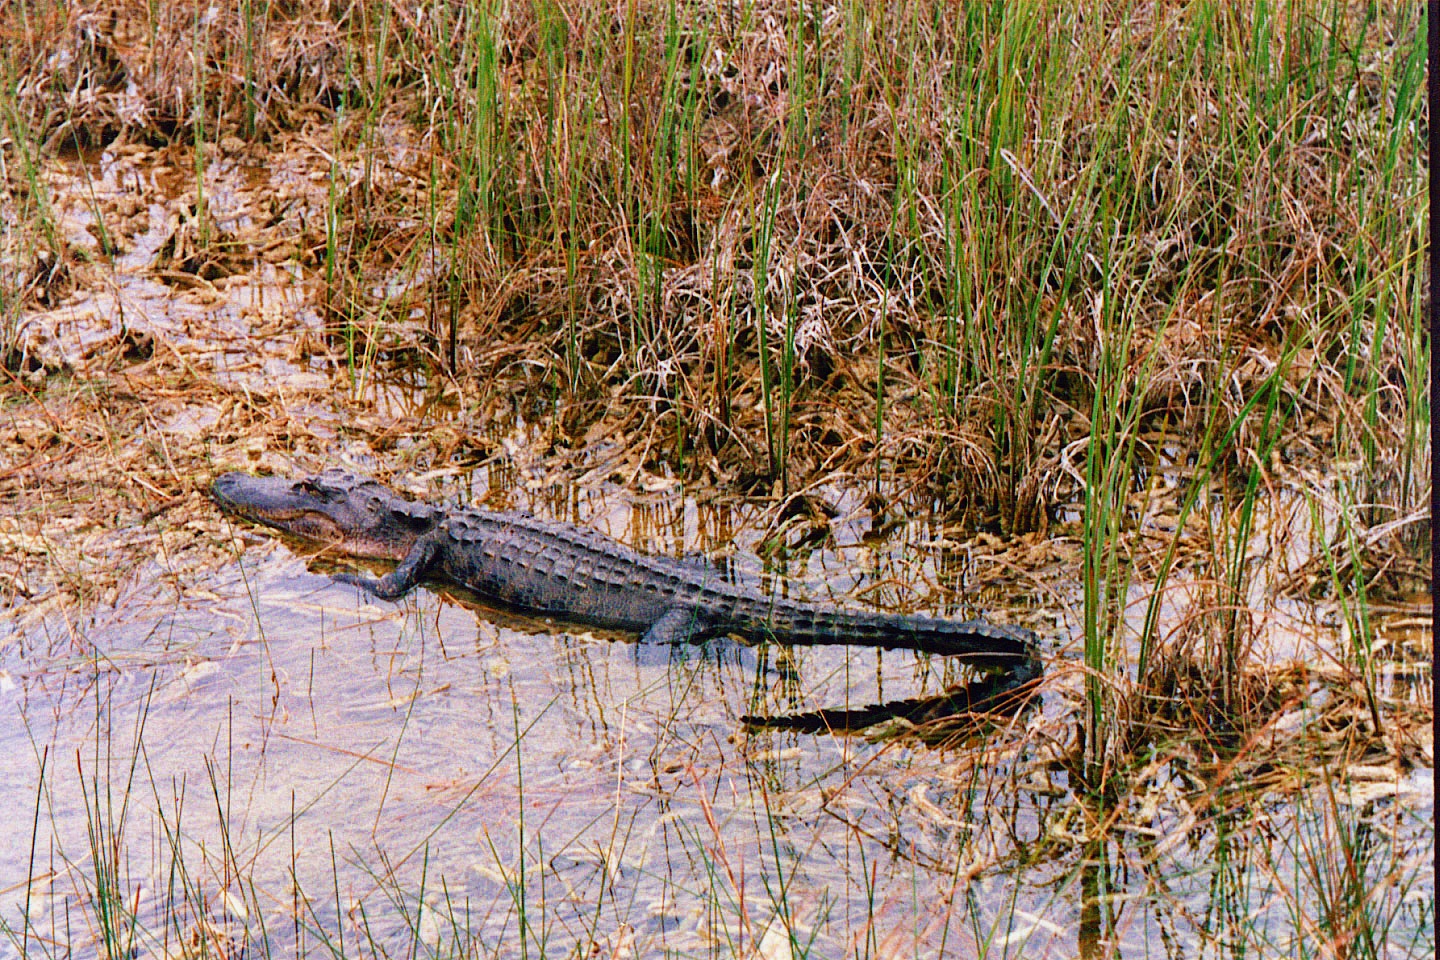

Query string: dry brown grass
6 2 1425 532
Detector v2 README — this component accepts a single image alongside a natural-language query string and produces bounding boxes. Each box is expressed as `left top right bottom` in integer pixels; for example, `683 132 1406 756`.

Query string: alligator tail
755 601 1039 665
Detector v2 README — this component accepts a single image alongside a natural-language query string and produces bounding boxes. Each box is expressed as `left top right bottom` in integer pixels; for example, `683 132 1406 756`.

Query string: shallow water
2 480 1432 959
2 494 1055 957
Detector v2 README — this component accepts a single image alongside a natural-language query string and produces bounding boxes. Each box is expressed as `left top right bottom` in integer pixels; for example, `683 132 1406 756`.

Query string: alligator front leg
333 534 440 600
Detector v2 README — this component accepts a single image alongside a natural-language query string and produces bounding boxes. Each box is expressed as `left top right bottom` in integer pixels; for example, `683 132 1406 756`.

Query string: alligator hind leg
333 536 440 601
639 605 715 645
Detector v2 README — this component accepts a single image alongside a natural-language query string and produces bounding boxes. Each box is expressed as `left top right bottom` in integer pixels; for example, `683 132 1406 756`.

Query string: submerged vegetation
0 1 1430 957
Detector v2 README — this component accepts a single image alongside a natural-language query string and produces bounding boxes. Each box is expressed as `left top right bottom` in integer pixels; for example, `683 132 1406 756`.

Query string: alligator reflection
743 661 1042 738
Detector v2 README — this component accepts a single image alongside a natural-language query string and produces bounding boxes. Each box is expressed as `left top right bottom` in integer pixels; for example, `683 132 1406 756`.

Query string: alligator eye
299 478 346 502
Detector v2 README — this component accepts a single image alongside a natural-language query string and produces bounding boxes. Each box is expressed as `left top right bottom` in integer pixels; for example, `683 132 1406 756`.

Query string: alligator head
211 470 440 560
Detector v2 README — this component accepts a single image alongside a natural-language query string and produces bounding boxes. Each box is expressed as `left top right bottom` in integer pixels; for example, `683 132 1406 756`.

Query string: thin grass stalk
335 829 357 955
1364 10 1427 518
55 109 118 262
680 10 706 203
1077 192 1194 786
530 2 585 387
203 754 246 939
418 8 462 372
535 0 564 214
432 158 460 372
1217 376 1291 711
409 845 430 958
461 1 500 250
323 142 346 365
784 0 811 162
509 683 533 960
618 0 637 221
20 745 48 959
239 0 259 139
359 4 392 204
873 290 886 493
938 156 962 412
776 281 796 497
288 790 301 955
1400 258 1429 513
897 18 925 274
1278 778 1403 958
1309 493 1385 737
0 96 58 258
566 85 593 388
753 749 804 959
838 0 863 139
294 826 349 956
1078 289 1128 786
1198 809 1250 955
80 678 152 960
191 10 209 253
1077 191 1150 785
753 167 784 480
715 252 736 432
632 3 687 420
654 1 692 210
147 764 205 960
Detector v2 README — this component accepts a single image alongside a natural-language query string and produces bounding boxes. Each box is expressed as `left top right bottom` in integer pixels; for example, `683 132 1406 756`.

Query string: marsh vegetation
0 1 1430 957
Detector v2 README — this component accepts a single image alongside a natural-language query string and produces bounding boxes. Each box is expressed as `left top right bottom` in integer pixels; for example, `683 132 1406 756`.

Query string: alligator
211 470 1041 674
